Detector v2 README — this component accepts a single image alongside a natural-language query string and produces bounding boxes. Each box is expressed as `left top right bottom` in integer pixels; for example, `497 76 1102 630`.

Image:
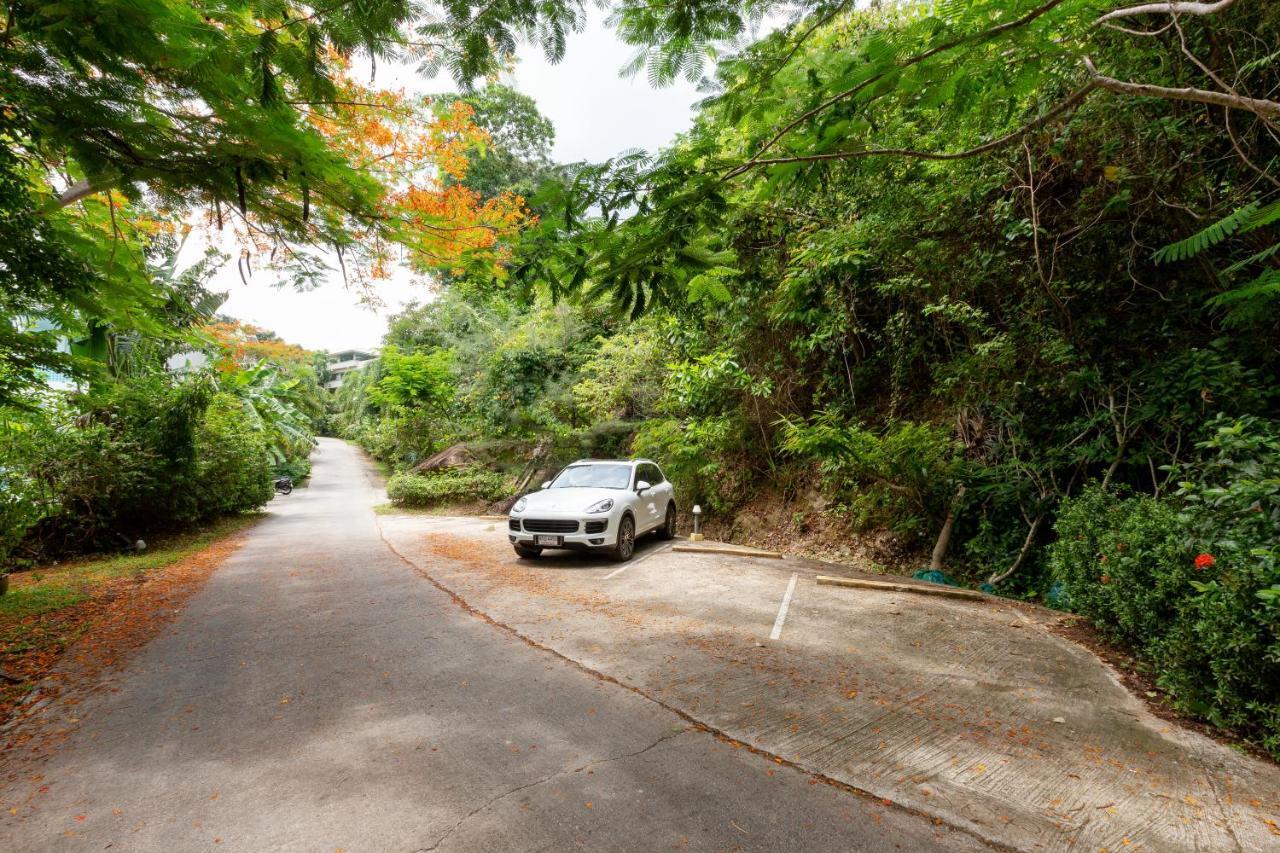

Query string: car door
651 463 675 514
634 463 662 531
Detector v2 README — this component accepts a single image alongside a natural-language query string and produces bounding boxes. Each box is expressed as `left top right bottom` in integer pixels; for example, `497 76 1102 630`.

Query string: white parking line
602 542 674 579
770 573 799 640
602 563 632 580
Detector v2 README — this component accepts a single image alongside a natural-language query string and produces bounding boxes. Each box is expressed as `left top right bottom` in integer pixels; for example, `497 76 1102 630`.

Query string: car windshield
549 464 632 490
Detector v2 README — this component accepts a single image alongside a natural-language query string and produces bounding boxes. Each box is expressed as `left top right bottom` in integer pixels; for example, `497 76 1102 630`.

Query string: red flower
1194 553 1215 570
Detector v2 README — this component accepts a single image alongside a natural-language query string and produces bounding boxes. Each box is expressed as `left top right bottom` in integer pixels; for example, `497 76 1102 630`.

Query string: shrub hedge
2 381 277 565
1047 416 1280 757
386 468 509 508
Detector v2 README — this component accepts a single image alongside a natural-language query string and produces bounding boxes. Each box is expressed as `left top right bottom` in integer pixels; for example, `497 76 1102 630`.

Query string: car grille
522 519 579 533
508 519 520 532
584 520 606 534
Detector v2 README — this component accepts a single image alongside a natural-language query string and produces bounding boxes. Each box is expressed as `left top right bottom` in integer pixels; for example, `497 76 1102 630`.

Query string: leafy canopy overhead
498 0 1278 319
3 1 541 284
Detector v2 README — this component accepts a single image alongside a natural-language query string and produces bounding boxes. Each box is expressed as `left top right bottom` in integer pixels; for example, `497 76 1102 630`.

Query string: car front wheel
612 515 635 562
513 544 542 559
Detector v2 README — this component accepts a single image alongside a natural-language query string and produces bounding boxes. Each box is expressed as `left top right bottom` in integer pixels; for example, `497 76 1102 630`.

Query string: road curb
816 574 987 601
671 544 783 559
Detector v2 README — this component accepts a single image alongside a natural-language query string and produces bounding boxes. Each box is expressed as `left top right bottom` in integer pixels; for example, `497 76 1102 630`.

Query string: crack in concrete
420 730 688 852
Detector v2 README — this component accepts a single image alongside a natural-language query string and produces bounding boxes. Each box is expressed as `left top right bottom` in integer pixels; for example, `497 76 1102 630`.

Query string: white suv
507 459 677 561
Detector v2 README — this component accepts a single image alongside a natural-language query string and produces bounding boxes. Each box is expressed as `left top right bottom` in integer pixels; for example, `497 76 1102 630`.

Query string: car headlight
512 496 528 513
586 498 614 514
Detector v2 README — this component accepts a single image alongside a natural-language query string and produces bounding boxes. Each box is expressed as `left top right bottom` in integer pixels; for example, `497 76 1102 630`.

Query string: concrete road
0 438 984 852
379 494 1280 850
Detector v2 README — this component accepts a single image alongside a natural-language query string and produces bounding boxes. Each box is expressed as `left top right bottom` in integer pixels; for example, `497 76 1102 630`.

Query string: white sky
191 14 703 352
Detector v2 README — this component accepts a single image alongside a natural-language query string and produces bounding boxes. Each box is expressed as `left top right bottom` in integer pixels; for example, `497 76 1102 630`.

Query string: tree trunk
928 485 966 571
1100 441 1126 491
987 514 1045 586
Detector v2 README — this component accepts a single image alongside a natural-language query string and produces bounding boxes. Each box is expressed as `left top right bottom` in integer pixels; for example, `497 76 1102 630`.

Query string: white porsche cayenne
507 459 677 562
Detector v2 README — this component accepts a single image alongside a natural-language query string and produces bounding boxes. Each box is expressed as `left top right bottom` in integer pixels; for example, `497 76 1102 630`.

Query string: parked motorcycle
274 476 293 495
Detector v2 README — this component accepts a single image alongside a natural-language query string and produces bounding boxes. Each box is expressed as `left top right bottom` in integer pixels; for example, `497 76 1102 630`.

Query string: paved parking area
379 512 1280 852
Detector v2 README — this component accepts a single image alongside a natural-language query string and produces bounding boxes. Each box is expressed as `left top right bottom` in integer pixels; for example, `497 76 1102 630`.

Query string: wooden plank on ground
671 544 783 559
816 575 987 601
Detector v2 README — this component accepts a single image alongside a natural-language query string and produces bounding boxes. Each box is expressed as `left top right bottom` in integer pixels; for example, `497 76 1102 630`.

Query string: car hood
518 487 622 514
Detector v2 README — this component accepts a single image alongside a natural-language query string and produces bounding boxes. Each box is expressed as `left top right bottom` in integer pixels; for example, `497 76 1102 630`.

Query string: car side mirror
635 480 652 494
540 481 551 490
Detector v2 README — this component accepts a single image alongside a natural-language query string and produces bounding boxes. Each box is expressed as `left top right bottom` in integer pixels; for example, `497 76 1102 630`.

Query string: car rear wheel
657 503 677 540
612 515 635 562
513 544 542 559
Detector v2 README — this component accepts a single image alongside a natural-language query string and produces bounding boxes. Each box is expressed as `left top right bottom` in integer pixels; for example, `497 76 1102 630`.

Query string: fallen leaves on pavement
0 517 257 754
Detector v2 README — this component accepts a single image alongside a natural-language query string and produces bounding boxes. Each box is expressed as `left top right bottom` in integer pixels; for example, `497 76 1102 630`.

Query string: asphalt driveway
0 438 984 851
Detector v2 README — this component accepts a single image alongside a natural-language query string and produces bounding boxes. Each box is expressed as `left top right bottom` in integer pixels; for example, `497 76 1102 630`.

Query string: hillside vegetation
331 3 1280 754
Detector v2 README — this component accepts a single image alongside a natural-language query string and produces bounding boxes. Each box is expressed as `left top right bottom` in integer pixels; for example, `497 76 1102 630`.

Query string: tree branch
54 179 101 208
1084 56 1280 120
1224 108 1280 189
731 0 1070 178
1095 0 1238 25
986 514 1045 586
732 0 853 102
726 84 1096 174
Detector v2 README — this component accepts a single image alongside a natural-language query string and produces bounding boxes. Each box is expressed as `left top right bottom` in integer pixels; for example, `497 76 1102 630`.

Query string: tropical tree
1 1 543 404
218 359 321 469
442 84 558 202
488 0 1278 317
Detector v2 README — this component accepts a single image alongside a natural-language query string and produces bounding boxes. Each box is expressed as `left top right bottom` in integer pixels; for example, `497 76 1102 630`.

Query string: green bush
355 408 445 470
386 468 509 508
1152 416 1280 753
192 393 274 516
573 323 666 421
2 378 277 560
0 472 46 571
274 456 312 481
779 415 964 541
11 378 209 552
1047 486 1193 649
632 416 743 514
1047 416 1280 756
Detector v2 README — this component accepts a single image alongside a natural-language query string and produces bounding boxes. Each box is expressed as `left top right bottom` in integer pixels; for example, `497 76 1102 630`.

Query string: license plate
534 534 562 546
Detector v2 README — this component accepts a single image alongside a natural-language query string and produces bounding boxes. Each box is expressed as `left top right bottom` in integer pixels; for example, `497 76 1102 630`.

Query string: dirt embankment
700 489 924 576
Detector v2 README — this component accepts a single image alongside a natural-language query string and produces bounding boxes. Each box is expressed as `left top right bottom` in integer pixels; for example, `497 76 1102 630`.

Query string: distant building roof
328 349 377 363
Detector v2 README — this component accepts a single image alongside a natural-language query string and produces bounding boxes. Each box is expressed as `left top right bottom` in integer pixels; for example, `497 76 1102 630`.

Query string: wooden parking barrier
671 544 783 559
816 575 987 601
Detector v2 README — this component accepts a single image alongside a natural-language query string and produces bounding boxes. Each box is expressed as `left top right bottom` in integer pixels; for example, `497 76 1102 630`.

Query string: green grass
0 585 87 620
0 514 263 620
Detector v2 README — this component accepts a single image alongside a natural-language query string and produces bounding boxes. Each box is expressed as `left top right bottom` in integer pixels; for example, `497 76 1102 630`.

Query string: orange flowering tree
203 320 314 372
276 71 529 291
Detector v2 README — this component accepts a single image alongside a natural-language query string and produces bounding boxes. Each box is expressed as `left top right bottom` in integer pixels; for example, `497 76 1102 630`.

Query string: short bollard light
690 504 704 542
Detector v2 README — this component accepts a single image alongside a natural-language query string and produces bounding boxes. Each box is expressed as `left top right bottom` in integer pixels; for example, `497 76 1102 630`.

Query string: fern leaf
1206 268 1280 327
1223 242 1280 275
1153 201 1260 264
1241 199 1280 234
1207 268 1280 306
